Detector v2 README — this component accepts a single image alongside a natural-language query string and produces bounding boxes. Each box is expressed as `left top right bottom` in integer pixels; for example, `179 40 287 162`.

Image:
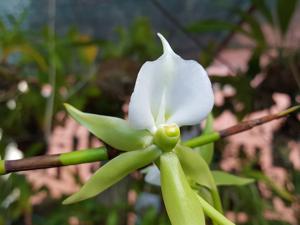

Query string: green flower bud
153 124 180 152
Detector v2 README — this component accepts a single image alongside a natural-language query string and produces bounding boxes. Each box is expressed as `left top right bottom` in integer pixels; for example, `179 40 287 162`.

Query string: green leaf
276 0 298 35
187 20 236 33
212 171 254 186
247 47 262 79
160 152 205 225
245 170 293 201
187 19 248 35
64 103 153 151
63 145 161 204
195 114 214 164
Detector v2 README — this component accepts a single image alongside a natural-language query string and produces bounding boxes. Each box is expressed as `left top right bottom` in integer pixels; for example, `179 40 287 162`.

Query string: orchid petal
144 164 161 186
128 33 214 131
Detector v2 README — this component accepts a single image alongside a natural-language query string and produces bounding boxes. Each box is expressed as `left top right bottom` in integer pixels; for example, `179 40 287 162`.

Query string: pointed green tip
62 198 71 205
62 195 79 205
63 103 83 118
63 103 73 111
62 191 89 205
278 105 300 116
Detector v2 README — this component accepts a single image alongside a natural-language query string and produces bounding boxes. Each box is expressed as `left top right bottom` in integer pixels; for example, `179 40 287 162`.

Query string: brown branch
219 106 299 138
5 154 61 173
0 105 299 174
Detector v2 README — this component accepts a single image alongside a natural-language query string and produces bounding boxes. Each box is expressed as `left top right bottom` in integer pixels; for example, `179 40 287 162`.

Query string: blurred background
0 0 300 224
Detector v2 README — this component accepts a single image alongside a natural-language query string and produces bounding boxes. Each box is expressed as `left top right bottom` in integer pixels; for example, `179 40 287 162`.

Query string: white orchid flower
128 33 214 185
62 33 236 225
128 33 214 133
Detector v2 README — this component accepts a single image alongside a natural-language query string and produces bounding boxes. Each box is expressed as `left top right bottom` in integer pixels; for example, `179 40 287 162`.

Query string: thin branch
0 147 110 175
0 105 299 175
184 105 300 147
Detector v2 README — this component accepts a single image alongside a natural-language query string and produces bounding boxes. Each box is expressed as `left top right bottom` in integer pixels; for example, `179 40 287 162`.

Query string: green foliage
187 20 244 34
103 18 161 61
276 0 298 35
0 174 32 225
212 171 254 186
245 169 293 202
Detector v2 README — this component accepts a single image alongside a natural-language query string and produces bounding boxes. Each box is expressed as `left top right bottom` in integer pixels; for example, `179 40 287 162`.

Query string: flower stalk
0 105 298 175
0 147 109 175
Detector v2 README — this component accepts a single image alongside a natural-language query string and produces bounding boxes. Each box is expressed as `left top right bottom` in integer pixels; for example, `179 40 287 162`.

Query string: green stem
0 160 5 175
59 147 108 166
183 132 220 148
196 194 235 225
1 105 298 175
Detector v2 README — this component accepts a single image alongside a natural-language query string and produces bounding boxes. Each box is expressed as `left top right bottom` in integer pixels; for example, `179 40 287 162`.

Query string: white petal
165 59 214 126
5 143 23 160
144 164 161 186
128 33 214 131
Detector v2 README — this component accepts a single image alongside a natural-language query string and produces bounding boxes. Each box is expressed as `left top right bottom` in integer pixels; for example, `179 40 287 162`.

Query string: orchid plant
63 34 253 225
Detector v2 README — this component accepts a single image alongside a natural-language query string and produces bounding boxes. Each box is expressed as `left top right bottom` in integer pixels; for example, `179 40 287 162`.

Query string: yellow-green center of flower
153 124 180 152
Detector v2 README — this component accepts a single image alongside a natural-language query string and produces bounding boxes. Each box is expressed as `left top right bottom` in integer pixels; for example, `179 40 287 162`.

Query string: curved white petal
128 33 214 131
144 164 161 186
5 143 23 160
165 59 214 126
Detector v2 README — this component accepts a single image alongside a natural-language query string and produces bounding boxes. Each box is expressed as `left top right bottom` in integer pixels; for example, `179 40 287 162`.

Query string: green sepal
195 114 214 164
175 145 223 212
63 145 161 204
160 152 205 225
64 104 153 151
175 145 215 189
212 171 255 186
196 194 235 225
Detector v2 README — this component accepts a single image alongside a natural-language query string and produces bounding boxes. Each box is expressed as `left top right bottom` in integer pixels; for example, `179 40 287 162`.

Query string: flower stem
184 105 300 148
184 132 220 148
0 160 5 175
0 147 108 175
0 105 299 175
